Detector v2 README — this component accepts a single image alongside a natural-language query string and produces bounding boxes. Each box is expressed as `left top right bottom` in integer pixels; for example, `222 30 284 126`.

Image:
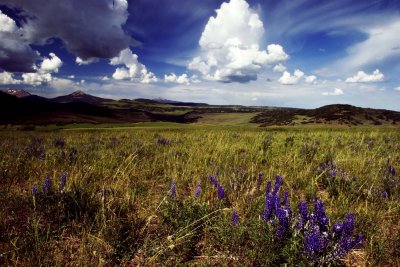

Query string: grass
195 112 259 126
0 125 399 266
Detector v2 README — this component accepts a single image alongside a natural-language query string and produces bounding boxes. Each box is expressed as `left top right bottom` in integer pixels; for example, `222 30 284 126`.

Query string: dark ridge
52 90 113 104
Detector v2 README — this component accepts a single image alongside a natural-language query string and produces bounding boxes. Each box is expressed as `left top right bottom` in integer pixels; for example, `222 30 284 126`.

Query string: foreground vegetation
0 125 399 266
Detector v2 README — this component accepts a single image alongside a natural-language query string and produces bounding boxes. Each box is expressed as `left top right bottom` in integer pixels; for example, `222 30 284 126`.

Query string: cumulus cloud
164 73 195 85
188 0 288 83
0 71 21 84
345 69 384 83
0 53 63 86
305 75 317 84
0 10 39 72
110 48 158 83
395 87 400 91
1 0 132 71
322 88 344 96
101 76 110 81
278 69 304 85
76 57 99 65
273 63 287 73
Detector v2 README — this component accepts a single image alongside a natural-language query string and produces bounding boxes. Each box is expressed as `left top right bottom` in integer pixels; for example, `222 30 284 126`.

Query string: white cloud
76 57 99 65
305 75 317 84
322 88 344 96
110 48 158 83
335 20 400 71
40 53 62 73
164 73 192 85
188 0 288 83
68 75 75 79
345 69 384 83
22 72 52 86
101 76 110 81
394 87 400 91
0 10 18 32
278 69 304 85
0 71 21 84
273 63 287 73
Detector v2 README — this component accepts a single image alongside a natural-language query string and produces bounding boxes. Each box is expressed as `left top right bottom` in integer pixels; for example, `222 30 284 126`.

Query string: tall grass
0 126 399 265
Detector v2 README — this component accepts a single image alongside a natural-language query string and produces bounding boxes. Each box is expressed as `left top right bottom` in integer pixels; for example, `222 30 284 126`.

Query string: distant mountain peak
4 88 31 98
71 90 86 96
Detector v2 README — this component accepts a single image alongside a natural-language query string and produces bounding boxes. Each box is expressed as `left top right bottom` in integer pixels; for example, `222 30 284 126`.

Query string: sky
0 0 400 110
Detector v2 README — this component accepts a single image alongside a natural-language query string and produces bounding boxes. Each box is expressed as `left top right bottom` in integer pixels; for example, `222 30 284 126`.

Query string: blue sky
0 0 400 110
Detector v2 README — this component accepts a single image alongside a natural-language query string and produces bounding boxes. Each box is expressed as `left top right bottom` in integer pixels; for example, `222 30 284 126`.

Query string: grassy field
0 125 399 266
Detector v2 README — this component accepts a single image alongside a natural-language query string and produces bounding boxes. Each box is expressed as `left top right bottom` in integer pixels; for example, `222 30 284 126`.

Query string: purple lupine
262 193 274 221
276 207 290 239
304 226 327 261
217 184 225 200
272 175 283 195
170 180 176 199
60 172 67 192
342 213 355 236
257 172 263 192
314 199 329 230
283 191 289 207
195 182 201 199
210 175 218 187
44 177 51 194
32 185 38 196
381 191 389 200
332 223 344 236
231 210 239 226
273 194 281 213
265 181 271 195
388 166 395 176
299 200 308 222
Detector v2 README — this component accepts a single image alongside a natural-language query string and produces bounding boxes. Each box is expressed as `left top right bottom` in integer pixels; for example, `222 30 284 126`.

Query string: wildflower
314 199 329 230
381 191 389 200
265 180 271 195
210 175 218 187
342 213 355 236
60 172 67 193
195 182 201 199
276 207 290 239
304 225 327 261
262 193 274 221
32 185 38 196
44 177 51 193
272 175 283 195
217 184 225 200
283 191 289 207
231 210 239 226
332 223 343 236
170 180 176 199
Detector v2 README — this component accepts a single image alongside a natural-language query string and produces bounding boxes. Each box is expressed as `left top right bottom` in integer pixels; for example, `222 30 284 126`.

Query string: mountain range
1 88 399 126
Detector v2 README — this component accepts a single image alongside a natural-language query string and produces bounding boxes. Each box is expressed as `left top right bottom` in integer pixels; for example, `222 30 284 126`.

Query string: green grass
195 112 259 126
0 126 399 266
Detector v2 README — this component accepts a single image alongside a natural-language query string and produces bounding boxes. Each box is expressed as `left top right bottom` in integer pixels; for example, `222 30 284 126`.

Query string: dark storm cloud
0 0 133 72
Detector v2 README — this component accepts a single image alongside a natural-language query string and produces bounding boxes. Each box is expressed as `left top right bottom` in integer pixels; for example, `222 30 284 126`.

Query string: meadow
0 124 399 266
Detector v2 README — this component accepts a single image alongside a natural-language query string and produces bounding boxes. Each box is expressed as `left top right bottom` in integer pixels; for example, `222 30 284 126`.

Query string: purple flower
299 201 308 222
388 166 396 176
210 175 218 187
381 191 389 200
265 181 271 195
314 199 329 230
262 193 274 221
283 191 289 207
44 177 51 193
217 184 225 200
170 180 176 199
231 210 239 226
342 213 355 236
276 207 290 239
304 226 327 260
272 175 283 195
60 172 67 192
332 223 343 236
195 182 201 199
32 185 38 196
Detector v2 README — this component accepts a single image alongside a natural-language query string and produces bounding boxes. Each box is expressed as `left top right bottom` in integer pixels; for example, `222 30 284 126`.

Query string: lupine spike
195 182 201 199
217 184 225 200
272 175 283 195
210 175 218 187
60 172 67 192
231 210 239 226
170 179 176 199
44 177 51 193
265 181 271 194
342 213 355 236
32 185 38 196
